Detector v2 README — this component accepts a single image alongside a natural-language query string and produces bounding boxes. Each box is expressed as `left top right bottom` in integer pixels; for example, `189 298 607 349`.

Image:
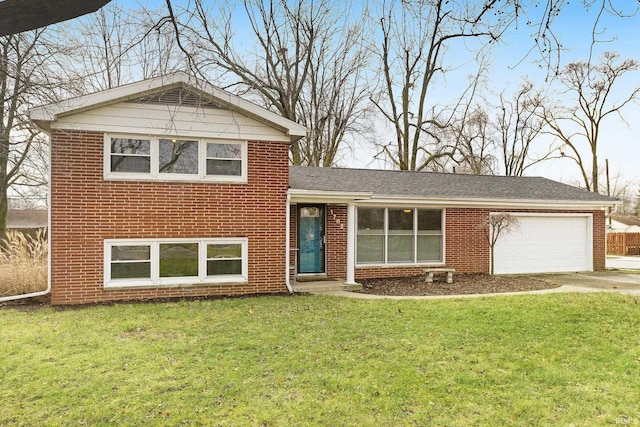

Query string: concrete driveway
531 270 640 294
607 256 640 270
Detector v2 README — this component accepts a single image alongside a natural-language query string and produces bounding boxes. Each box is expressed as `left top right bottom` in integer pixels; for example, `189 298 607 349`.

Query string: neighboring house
30 73 619 305
6 209 47 230
608 214 640 233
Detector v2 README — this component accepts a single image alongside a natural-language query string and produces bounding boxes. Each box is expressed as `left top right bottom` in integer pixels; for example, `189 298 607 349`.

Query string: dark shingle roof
611 214 640 226
289 166 617 203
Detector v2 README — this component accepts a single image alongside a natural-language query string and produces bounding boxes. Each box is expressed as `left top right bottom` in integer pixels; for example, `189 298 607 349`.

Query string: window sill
104 174 247 185
104 277 248 290
356 262 445 269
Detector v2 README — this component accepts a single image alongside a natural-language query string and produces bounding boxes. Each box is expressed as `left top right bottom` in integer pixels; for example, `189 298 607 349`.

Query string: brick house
30 73 618 305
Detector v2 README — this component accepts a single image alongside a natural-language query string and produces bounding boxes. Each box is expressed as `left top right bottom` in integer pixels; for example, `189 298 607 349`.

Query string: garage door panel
493 215 591 274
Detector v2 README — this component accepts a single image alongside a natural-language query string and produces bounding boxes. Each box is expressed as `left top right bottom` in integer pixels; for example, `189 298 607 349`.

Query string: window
105 238 248 288
207 243 243 276
110 245 151 279
105 134 247 182
356 208 443 265
206 143 242 176
357 208 384 263
110 138 151 173
417 210 442 262
159 139 199 175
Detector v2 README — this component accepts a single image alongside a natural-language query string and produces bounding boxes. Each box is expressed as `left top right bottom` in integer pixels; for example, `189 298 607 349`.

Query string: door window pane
110 138 150 173
159 139 199 174
159 243 198 277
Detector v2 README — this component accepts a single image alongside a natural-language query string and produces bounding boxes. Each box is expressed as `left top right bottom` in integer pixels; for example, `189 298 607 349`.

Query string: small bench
423 268 456 284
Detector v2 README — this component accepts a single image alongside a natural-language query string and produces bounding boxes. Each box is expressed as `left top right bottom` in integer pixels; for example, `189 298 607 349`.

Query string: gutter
284 192 294 294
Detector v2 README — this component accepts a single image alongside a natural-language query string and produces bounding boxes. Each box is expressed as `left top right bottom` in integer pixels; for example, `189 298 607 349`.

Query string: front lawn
1 293 639 426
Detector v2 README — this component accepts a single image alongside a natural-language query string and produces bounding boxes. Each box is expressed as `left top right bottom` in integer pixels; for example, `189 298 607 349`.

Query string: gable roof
289 166 619 209
29 72 307 143
610 214 640 227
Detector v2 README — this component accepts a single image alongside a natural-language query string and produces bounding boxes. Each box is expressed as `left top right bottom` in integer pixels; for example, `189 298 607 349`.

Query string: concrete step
293 280 362 293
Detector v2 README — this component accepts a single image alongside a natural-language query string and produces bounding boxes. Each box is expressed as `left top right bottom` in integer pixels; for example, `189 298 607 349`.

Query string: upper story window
106 134 247 183
110 138 151 173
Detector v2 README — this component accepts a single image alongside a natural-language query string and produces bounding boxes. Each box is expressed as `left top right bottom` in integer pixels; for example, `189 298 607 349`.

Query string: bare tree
495 80 551 176
448 106 497 175
59 3 183 93
370 0 524 171
0 31 57 237
481 212 519 275
542 52 640 192
165 0 370 166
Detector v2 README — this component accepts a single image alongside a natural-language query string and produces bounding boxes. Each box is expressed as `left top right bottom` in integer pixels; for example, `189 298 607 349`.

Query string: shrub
0 229 48 297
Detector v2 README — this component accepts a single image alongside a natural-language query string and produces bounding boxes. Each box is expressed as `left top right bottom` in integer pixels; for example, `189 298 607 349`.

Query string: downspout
284 192 294 293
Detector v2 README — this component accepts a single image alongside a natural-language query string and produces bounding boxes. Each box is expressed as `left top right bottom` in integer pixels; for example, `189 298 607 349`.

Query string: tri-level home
30 72 618 305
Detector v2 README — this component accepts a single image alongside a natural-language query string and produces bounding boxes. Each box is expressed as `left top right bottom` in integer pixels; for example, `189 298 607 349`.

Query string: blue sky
115 1 640 191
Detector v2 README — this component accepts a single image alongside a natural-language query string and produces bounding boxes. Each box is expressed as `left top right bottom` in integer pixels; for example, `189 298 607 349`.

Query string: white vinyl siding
104 238 248 288
53 102 292 142
493 214 592 274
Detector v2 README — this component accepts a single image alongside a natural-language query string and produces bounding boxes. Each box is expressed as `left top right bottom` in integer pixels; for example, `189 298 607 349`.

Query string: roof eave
288 189 619 210
288 189 373 203
361 195 620 210
28 72 308 141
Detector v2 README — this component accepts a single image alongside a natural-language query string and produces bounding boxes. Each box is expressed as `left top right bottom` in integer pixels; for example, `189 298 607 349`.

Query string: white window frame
104 134 248 183
356 207 445 267
104 237 249 288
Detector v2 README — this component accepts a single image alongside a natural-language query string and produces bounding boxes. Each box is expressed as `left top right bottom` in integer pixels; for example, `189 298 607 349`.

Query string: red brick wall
326 205 347 279
316 207 607 280
593 209 606 271
445 208 490 273
50 129 290 305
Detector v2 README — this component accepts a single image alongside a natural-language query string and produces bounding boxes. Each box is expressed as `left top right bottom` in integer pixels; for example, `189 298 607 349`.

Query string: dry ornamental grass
0 229 47 297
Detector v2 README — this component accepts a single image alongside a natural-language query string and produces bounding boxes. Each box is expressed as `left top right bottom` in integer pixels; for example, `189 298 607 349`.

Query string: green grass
1 293 640 426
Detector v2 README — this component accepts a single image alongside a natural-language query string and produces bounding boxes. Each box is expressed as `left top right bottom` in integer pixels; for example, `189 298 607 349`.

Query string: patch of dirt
356 274 559 296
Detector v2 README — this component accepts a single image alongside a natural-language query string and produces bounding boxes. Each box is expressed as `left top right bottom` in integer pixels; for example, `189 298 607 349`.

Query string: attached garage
493 214 592 274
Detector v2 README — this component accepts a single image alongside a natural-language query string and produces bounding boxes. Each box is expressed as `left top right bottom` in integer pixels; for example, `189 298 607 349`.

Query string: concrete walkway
312 271 640 300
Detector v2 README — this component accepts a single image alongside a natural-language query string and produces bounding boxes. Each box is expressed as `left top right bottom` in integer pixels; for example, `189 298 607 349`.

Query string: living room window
356 208 444 265
104 238 248 288
105 134 247 182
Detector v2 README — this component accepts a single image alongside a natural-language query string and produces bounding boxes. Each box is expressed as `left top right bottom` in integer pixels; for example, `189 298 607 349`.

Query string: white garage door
493 214 592 274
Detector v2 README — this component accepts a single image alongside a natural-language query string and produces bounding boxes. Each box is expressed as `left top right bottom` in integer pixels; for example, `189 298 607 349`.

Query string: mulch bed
356 274 559 296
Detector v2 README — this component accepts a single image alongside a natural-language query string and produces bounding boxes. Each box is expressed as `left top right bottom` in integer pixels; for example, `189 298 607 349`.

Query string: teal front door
298 205 325 274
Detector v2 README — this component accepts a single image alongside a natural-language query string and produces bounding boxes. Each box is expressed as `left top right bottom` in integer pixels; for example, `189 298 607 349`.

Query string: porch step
292 279 362 293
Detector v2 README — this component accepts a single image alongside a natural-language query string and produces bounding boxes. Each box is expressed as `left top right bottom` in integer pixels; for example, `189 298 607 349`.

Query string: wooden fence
607 232 640 256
